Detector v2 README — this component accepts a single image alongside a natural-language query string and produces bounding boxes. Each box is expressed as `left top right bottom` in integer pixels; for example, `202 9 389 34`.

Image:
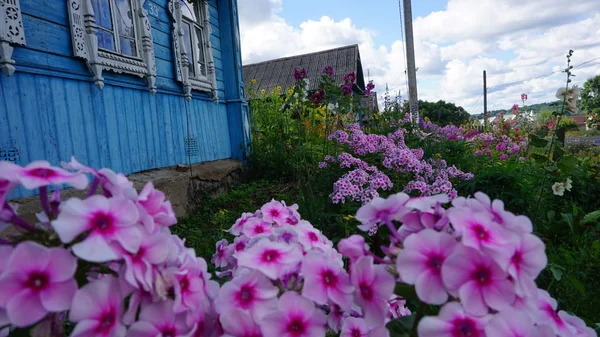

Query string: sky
236 0 600 114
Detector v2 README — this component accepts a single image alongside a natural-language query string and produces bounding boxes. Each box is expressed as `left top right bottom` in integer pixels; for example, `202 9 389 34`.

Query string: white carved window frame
0 0 26 77
169 0 217 102
67 0 157 93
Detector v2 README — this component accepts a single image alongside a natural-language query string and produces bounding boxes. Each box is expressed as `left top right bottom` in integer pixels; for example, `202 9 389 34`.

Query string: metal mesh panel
0 147 19 163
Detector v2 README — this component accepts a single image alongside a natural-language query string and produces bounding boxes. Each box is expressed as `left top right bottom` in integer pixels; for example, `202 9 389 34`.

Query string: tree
411 100 471 126
581 75 600 113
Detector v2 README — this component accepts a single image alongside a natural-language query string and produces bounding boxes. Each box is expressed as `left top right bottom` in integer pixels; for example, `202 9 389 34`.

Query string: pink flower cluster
355 191 596 337
211 199 410 336
0 158 217 337
323 125 473 203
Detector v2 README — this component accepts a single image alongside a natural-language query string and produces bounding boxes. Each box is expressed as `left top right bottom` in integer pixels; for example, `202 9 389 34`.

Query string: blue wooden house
0 0 250 199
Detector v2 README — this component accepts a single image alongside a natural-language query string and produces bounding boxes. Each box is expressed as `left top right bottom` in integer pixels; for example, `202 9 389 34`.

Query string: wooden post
403 0 419 125
483 70 488 129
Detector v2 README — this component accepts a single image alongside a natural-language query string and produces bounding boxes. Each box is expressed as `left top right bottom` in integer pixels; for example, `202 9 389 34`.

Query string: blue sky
238 0 600 112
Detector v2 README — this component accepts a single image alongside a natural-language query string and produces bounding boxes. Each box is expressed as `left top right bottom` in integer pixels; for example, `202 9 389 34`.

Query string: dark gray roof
242 44 366 96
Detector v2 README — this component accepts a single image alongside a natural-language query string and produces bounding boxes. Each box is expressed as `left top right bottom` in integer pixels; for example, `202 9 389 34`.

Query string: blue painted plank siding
0 0 248 199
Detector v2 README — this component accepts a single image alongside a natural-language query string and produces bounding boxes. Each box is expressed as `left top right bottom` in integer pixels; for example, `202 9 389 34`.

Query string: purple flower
341 84 353 96
322 65 334 78
261 291 327 337
344 72 356 84
418 302 488 337
301 251 354 309
294 68 307 81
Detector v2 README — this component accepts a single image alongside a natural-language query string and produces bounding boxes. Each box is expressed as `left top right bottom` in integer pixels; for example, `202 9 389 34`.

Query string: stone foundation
2 159 243 234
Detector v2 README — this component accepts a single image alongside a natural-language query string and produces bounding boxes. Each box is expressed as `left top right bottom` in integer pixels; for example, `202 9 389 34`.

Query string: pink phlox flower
220 308 263 337
0 162 19 206
243 218 273 238
231 235 250 255
215 270 278 321
447 208 516 264
62 157 134 198
420 202 450 232
10 160 88 190
51 195 141 262
137 182 177 232
296 221 328 251
503 234 547 297
122 229 169 292
212 239 230 268
404 194 449 211
340 317 389 337
356 193 410 232
559 311 598 337
396 229 457 305
0 242 77 327
230 213 255 235
0 246 12 328
260 291 327 337
485 309 555 337
236 238 303 280
417 302 489 337
261 200 289 226
282 201 301 225
127 300 192 337
301 251 355 309
472 192 532 234
327 304 344 332
351 256 395 328
338 235 370 261
273 226 299 244
442 246 516 316
173 255 216 320
397 211 426 241
533 289 575 336
69 276 126 337
388 296 411 319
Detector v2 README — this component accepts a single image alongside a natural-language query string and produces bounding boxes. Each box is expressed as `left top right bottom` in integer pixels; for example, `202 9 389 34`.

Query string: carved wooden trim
67 0 157 93
0 0 26 76
168 0 217 101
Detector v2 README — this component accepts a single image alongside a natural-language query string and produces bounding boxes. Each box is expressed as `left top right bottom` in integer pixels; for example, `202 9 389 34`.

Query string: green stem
411 301 427 336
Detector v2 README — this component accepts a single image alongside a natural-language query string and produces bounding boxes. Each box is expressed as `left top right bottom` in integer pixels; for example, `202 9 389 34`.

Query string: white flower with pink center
51 195 141 262
301 252 355 309
340 317 389 337
137 182 177 232
127 300 192 337
533 289 575 336
122 229 169 292
237 239 303 280
261 200 289 225
417 302 488 337
485 309 552 337
296 221 328 251
355 193 410 231
215 270 278 320
9 160 88 190
243 218 273 238
442 247 515 316
396 229 457 305
211 239 230 268
260 291 327 337
230 212 255 235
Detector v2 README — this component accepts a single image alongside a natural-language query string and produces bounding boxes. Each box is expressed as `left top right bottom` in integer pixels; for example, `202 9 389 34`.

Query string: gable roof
242 44 366 96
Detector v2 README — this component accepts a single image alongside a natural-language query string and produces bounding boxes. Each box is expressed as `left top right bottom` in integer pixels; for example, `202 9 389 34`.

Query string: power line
488 56 600 93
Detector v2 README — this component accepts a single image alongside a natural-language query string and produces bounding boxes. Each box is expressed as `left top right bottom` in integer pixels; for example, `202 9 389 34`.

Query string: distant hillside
472 100 565 118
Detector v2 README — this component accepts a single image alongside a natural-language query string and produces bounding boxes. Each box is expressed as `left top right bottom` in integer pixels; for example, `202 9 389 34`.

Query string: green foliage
403 99 471 126
581 74 600 113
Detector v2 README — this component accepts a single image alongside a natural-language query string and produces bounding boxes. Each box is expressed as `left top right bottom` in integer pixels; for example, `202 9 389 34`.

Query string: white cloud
238 0 600 113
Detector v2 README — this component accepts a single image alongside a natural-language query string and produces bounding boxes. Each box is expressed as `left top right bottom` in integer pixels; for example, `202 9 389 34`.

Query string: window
169 0 217 101
67 0 157 93
0 0 27 77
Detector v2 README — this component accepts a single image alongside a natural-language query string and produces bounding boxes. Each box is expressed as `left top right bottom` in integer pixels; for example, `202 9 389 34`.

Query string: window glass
180 0 196 21
92 0 113 30
97 30 116 51
182 21 195 76
195 26 206 76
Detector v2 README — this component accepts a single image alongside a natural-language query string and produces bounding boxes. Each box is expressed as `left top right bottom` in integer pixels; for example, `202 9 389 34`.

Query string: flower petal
72 233 120 263
7 290 47 327
40 280 77 312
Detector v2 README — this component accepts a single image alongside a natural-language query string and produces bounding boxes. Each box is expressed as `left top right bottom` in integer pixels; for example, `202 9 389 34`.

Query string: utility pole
483 70 488 129
402 0 419 124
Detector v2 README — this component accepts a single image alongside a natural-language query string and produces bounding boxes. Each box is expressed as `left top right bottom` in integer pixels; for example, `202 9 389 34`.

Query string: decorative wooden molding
0 0 26 76
168 0 217 102
67 0 157 93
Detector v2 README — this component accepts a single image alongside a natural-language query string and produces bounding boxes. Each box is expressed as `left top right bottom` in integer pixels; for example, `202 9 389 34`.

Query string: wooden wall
0 0 250 199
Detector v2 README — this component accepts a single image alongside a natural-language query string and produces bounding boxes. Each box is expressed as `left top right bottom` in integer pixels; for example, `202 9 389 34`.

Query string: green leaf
547 210 556 222
550 266 563 281
528 134 549 148
531 153 548 164
567 275 586 295
561 213 575 233
592 241 600 257
394 284 418 301
386 315 416 337
558 156 578 172
581 210 600 225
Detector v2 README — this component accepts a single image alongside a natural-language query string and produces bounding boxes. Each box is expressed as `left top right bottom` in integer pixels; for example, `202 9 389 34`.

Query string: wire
466 93 483 113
